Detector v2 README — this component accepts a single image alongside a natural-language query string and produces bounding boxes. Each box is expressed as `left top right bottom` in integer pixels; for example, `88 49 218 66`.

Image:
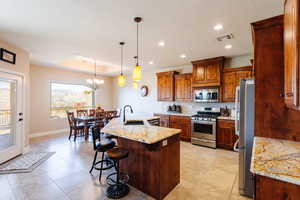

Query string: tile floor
0 133 252 200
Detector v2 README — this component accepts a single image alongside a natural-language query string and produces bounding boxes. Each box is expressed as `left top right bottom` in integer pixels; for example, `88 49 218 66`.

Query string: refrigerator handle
235 86 240 136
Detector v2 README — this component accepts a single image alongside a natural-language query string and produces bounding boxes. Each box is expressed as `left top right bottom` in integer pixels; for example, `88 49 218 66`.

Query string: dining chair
89 109 96 116
77 109 88 117
66 111 85 141
96 107 105 113
105 111 118 121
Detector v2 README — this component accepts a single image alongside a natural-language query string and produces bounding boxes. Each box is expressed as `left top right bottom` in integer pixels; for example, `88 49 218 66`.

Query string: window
50 82 94 118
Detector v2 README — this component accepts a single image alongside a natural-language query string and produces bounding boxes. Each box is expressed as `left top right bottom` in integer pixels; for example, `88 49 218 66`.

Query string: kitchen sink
124 120 144 125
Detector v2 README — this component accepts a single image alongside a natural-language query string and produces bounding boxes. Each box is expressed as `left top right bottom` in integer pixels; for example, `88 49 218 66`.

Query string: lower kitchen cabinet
169 115 191 141
154 114 170 128
154 114 191 141
255 175 300 200
216 119 238 150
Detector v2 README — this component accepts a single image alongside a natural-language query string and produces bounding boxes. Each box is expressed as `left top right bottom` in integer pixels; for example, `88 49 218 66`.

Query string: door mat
0 152 55 174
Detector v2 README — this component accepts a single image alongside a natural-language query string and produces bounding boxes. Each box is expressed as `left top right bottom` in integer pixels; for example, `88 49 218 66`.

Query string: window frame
49 81 95 119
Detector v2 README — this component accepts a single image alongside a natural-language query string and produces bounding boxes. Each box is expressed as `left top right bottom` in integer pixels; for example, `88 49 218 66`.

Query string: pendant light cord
136 21 139 66
121 43 123 75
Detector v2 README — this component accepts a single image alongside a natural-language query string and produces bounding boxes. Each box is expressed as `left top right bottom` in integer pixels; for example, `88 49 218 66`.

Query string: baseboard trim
30 128 69 138
23 145 30 153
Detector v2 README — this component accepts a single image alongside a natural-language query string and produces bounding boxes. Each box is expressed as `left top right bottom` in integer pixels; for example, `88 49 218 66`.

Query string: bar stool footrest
106 172 129 186
93 160 114 171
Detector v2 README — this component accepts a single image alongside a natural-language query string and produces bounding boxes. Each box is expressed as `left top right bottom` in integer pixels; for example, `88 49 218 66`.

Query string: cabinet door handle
286 92 294 97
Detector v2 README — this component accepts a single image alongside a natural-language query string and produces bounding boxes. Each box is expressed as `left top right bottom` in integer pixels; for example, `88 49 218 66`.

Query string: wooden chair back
96 107 104 112
96 111 106 120
89 109 96 116
77 109 88 117
105 111 117 119
66 111 76 128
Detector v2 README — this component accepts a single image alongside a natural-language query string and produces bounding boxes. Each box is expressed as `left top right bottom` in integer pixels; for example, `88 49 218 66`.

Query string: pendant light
132 17 142 82
86 60 104 90
118 42 126 87
133 81 138 90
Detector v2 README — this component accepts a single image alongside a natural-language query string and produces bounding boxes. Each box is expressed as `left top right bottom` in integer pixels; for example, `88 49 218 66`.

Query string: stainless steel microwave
194 88 219 103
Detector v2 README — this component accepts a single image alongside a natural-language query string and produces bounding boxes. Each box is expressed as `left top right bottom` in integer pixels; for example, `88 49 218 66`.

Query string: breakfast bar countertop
101 118 181 144
250 136 300 186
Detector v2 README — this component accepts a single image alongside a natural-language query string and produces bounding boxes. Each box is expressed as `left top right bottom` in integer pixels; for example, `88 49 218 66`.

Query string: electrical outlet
162 140 168 147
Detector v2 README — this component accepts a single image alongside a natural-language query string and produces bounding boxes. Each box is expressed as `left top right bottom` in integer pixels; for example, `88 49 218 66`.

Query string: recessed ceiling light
225 44 232 49
149 61 154 65
180 54 187 58
214 24 223 31
158 41 165 47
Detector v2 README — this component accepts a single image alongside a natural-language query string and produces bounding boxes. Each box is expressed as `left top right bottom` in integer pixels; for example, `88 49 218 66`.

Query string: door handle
286 92 294 97
18 118 23 122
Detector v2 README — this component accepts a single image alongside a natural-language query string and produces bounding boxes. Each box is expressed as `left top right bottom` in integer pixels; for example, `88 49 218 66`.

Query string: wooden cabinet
222 72 236 102
154 114 170 127
216 119 238 150
174 73 192 101
169 115 191 141
284 0 300 110
255 175 300 200
156 71 178 101
221 67 253 102
191 57 225 87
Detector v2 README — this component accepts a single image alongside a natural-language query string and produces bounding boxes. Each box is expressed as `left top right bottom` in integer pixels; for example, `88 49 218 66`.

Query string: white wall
0 39 30 147
112 54 252 118
30 64 113 135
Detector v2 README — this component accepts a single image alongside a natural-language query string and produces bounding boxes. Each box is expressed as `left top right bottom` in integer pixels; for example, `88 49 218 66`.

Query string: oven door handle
191 120 216 125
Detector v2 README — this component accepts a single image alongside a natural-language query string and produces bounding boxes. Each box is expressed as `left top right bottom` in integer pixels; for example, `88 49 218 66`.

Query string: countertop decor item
118 42 126 87
132 17 143 82
167 104 182 113
140 85 148 97
0 48 16 64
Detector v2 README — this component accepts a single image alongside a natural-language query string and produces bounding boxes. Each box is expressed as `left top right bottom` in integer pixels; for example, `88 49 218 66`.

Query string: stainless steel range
191 107 221 148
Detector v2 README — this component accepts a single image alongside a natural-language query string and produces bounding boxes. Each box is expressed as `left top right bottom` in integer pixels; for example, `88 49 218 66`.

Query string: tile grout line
228 174 238 200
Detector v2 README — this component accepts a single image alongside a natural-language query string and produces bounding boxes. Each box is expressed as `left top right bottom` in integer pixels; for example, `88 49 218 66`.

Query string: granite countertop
250 137 300 185
217 116 236 120
101 118 181 144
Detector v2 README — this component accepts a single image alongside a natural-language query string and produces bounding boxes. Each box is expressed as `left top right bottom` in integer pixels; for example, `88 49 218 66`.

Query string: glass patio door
0 71 23 164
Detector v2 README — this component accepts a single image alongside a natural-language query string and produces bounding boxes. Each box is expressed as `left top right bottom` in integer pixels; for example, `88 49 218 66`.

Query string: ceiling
0 0 283 76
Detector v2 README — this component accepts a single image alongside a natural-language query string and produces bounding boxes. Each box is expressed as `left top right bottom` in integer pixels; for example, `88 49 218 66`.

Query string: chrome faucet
123 105 133 122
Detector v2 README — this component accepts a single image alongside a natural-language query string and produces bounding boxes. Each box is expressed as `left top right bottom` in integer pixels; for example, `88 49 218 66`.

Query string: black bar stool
89 126 116 182
106 147 130 199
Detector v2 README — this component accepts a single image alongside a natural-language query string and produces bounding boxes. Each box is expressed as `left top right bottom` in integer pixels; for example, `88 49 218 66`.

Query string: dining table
75 111 119 140
75 116 99 140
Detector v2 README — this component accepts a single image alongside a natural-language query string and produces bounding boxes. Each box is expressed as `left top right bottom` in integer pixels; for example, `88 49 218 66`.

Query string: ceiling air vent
217 33 234 42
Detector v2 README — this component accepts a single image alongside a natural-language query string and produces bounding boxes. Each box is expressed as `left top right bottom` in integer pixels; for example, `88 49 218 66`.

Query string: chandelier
86 60 104 90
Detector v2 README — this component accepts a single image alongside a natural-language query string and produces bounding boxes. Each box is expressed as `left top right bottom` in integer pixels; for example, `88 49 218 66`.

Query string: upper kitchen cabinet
222 66 253 102
156 71 179 101
222 71 236 102
174 73 192 101
191 57 225 87
284 0 300 110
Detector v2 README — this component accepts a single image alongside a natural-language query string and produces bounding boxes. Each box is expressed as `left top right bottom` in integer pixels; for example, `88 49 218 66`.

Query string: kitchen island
101 118 181 200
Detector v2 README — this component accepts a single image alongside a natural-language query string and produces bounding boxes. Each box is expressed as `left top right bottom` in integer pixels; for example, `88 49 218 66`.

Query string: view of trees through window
50 82 94 118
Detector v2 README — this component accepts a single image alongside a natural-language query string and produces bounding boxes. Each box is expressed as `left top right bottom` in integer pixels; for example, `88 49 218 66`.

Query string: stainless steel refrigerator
235 78 255 198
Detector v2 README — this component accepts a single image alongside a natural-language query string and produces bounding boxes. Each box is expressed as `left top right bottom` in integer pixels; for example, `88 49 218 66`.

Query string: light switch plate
162 140 168 146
